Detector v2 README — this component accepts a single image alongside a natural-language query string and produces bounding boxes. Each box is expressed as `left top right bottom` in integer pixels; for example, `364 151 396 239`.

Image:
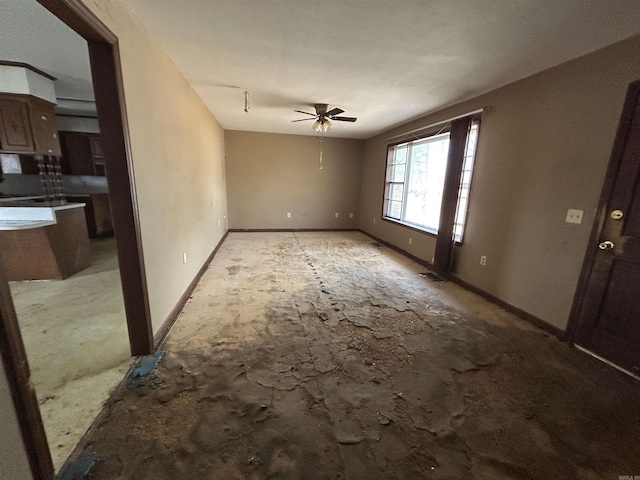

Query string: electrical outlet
183 253 187 264
335 212 339 218
373 217 376 223
349 213 353 219
217 219 221 226
565 209 584 224
287 212 291 218
480 255 487 266
409 237 412 245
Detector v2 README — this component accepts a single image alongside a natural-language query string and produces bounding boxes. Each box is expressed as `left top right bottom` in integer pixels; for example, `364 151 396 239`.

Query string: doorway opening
0 0 152 477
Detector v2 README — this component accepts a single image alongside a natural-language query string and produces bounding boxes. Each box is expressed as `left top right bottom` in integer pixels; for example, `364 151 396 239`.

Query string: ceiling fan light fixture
313 118 332 133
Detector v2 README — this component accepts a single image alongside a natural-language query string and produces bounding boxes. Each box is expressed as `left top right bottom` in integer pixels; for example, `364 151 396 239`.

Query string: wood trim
55 113 98 119
2 2 151 478
36 0 117 42
88 40 153 355
0 266 54 479
359 230 432 268
358 229 565 339
565 80 640 343
446 272 565 339
0 61 57 80
228 228 359 233
153 231 230 348
433 116 472 270
40 0 153 356
55 98 96 103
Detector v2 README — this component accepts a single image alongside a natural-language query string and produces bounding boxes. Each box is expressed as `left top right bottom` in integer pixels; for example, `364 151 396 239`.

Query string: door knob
598 240 615 250
610 209 624 220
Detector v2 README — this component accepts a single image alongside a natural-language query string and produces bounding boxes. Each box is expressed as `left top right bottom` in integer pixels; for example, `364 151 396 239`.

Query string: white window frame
383 121 479 243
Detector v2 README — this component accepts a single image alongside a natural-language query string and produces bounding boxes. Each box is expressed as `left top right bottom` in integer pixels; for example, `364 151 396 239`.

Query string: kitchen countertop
0 203 85 231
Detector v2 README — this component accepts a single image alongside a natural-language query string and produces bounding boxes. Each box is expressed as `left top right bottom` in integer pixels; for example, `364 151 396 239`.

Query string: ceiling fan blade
294 110 317 117
291 118 315 122
331 116 357 122
325 107 344 117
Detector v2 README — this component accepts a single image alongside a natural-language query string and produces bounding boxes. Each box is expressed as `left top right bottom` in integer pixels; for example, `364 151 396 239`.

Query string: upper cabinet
0 94 61 156
0 99 34 152
29 96 61 156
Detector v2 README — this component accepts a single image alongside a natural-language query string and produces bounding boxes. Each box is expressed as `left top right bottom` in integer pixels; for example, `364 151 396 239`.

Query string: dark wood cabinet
29 97 62 156
0 94 61 156
90 135 105 176
59 131 105 176
0 100 34 153
66 194 113 237
62 132 95 175
0 206 91 280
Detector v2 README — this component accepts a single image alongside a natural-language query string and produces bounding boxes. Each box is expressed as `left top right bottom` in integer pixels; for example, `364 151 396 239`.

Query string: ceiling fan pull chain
319 135 324 170
244 90 250 113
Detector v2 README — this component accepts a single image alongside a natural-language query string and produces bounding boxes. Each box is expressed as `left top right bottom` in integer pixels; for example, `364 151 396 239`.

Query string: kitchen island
0 203 91 280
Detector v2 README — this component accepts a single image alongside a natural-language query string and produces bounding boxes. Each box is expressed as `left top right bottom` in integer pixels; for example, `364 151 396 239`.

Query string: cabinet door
61 132 95 175
29 99 61 156
90 136 105 176
0 100 35 153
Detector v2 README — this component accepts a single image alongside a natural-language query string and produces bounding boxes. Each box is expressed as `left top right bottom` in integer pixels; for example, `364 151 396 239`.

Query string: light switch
566 209 584 224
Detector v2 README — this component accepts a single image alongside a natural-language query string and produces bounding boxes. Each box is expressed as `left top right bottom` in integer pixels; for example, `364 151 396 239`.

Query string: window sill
380 216 464 245
381 217 437 237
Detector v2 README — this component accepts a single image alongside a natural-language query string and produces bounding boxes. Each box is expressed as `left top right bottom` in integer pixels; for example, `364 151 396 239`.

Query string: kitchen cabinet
90 135 105 175
66 194 113 237
29 97 61 155
0 100 34 152
0 94 61 156
0 204 91 280
60 131 105 176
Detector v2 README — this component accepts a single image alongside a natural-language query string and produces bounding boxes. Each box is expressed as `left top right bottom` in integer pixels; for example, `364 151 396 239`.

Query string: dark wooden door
571 81 640 375
60 131 95 175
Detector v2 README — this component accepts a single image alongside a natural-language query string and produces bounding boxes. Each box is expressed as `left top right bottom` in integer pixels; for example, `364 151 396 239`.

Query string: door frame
35 0 153 356
0 268 53 478
566 80 640 344
0 0 153 477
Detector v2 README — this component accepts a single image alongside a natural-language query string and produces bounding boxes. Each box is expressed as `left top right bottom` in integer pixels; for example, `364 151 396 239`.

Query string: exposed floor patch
77 232 640 479
9 238 132 472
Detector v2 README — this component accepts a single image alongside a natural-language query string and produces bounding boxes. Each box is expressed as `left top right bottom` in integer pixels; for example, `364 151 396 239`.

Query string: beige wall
83 0 228 334
0 362 32 480
360 34 640 330
225 131 363 230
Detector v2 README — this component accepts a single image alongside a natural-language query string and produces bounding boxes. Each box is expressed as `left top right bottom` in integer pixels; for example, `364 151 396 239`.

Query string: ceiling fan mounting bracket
314 104 330 116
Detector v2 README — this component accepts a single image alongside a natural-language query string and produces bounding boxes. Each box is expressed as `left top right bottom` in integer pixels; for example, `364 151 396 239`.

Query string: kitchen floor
78 231 640 479
9 237 133 473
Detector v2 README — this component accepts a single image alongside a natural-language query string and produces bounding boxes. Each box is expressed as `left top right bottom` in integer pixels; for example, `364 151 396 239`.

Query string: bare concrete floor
80 232 640 479
10 238 132 472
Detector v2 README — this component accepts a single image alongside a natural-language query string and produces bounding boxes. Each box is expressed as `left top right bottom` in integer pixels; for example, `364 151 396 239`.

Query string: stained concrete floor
78 232 640 479
9 238 132 472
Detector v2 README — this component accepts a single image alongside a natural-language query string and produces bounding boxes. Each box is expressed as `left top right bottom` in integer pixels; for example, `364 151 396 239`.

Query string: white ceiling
0 0 94 103
122 0 640 139
2 1 640 139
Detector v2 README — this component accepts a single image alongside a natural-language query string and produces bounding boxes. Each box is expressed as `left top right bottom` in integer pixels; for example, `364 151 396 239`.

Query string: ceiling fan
292 104 357 132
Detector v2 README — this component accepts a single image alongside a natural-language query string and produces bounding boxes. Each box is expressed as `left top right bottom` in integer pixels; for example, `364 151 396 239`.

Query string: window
383 121 479 242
